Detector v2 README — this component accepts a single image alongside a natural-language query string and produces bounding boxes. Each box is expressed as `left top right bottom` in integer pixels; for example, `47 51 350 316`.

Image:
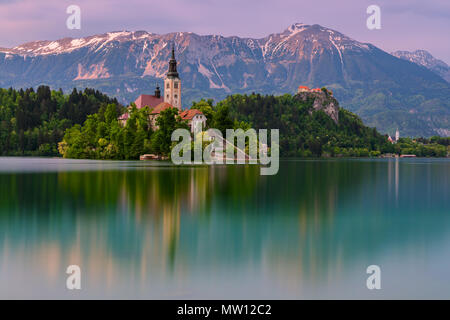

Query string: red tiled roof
312 88 322 91
135 94 163 109
298 85 310 89
180 109 204 120
151 102 175 114
119 102 178 120
118 113 129 120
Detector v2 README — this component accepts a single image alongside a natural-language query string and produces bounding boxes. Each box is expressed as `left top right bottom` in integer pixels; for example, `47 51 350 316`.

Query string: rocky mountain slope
296 89 339 124
392 50 450 83
0 23 449 137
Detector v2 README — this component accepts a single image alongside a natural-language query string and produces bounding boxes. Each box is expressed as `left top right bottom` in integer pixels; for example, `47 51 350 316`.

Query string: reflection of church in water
388 157 400 201
125 167 213 267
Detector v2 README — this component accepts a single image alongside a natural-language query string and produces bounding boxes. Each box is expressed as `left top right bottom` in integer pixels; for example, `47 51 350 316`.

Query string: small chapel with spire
118 47 206 131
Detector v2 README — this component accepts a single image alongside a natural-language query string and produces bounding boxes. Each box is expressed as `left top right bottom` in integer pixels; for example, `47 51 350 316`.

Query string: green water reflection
0 158 449 298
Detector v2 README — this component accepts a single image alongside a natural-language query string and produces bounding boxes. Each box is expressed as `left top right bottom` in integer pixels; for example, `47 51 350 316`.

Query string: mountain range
392 49 450 83
0 23 449 137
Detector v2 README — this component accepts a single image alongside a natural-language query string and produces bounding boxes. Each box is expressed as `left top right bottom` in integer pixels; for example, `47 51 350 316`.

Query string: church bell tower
164 47 181 110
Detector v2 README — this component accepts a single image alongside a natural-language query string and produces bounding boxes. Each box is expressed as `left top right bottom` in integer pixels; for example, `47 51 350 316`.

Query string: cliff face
295 90 339 124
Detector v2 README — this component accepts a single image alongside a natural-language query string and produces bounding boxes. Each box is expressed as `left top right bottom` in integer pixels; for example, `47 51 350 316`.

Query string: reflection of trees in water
176 160 376 284
0 165 263 279
207 160 450 286
0 160 449 288
170 160 450 286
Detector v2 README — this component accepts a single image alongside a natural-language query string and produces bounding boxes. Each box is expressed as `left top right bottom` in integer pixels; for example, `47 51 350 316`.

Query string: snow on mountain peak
287 23 308 32
391 49 450 82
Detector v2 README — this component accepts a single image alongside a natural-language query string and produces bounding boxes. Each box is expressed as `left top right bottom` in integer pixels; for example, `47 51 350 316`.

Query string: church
119 48 206 132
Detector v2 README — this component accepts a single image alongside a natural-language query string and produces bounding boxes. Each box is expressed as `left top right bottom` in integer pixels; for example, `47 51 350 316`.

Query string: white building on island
388 128 400 144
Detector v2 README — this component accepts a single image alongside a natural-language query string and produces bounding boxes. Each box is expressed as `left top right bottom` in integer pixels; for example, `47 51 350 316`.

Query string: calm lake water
0 157 449 299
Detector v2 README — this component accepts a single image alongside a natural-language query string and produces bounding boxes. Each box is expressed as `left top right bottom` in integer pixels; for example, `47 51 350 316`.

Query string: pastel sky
0 0 449 63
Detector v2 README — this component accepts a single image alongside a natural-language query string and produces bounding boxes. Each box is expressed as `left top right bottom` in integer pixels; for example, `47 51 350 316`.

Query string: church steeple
164 46 181 110
154 84 161 98
167 46 179 79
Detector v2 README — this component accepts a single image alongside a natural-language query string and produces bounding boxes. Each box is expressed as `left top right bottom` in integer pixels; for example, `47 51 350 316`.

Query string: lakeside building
388 129 400 144
119 48 206 131
179 109 207 133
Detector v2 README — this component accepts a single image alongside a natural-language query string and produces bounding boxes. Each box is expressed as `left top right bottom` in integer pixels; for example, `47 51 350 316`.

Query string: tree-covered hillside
0 86 120 156
220 92 392 157
1 86 447 159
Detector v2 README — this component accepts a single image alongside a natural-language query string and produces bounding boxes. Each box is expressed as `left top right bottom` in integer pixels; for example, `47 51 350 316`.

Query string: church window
174 82 179 89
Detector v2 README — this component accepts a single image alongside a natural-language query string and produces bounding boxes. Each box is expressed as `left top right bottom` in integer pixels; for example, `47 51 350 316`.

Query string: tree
0 86 120 156
212 104 234 135
151 108 189 156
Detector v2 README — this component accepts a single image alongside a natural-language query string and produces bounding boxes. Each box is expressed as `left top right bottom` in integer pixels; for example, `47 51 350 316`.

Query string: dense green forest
221 93 387 157
59 105 187 159
220 93 449 157
0 86 120 156
58 99 245 159
394 136 449 157
0 86 448 159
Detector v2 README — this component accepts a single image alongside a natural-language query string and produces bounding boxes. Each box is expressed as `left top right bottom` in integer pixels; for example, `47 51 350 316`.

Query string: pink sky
0 0 449 63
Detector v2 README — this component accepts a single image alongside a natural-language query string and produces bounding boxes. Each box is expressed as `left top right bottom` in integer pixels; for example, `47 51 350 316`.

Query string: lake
0 157 449 299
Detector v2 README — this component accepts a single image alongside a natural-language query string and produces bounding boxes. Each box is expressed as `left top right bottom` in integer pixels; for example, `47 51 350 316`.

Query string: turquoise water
0 157 449 299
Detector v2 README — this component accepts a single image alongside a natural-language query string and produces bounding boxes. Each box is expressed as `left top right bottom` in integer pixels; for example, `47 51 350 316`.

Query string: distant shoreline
1 155 449 161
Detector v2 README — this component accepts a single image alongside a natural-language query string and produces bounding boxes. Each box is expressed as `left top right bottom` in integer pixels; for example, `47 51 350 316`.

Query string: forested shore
1 86 448 158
